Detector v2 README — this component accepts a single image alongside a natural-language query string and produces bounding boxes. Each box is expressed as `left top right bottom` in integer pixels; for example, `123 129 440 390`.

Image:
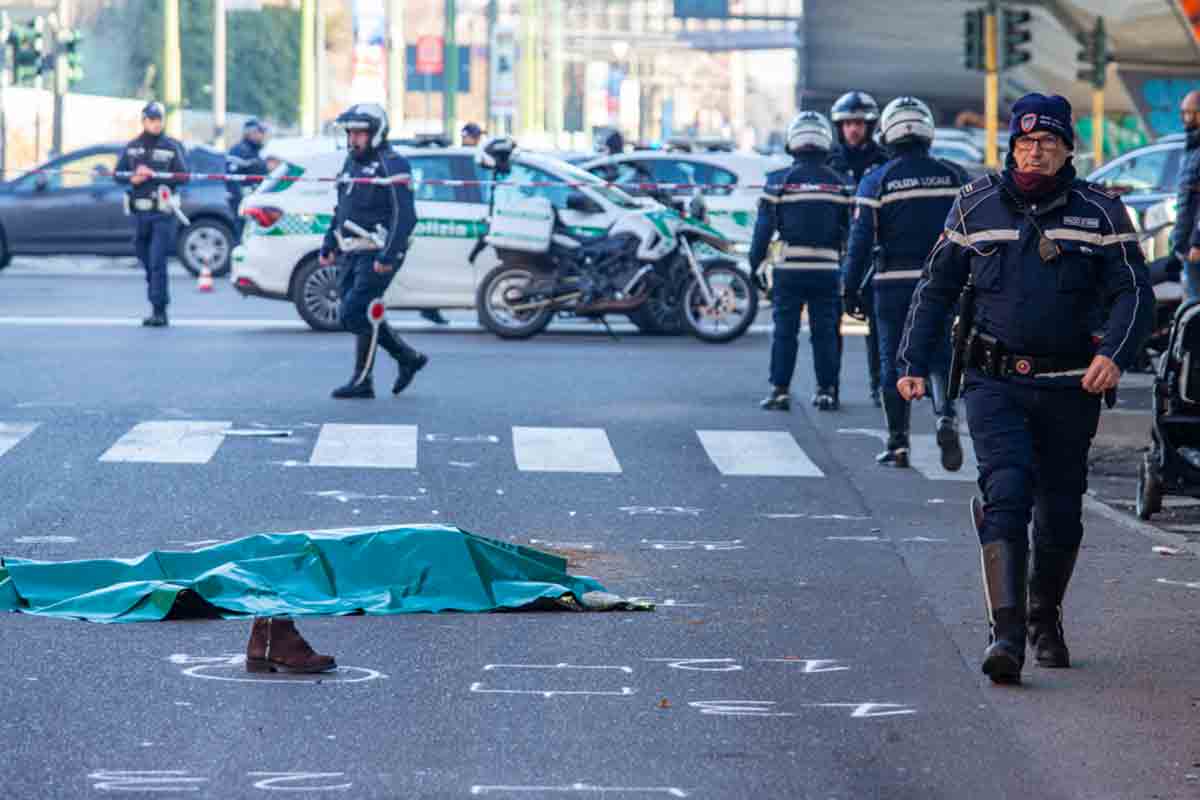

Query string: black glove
752 268 769 294
842 288 863 319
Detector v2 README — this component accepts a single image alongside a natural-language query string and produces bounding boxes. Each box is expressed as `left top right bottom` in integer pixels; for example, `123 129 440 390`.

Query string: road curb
1083 495 1200 557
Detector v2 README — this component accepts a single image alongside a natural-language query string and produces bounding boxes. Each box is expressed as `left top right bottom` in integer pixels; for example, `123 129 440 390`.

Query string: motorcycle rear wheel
476 265 554 340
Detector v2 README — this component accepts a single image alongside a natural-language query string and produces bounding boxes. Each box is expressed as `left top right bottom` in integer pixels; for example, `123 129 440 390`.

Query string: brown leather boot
245 617 336 674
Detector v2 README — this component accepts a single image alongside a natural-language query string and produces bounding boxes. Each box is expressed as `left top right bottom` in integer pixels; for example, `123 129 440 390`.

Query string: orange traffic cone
197 265 214 292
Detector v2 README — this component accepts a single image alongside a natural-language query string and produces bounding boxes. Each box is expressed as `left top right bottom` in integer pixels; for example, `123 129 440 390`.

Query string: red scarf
1011 170 1060 200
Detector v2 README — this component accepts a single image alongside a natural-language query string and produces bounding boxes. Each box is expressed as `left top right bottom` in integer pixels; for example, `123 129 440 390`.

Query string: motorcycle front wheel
680 263 758 343
476 264 554 339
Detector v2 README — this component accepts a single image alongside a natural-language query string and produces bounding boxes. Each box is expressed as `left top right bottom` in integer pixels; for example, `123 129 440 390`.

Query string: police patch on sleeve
960 174 993 196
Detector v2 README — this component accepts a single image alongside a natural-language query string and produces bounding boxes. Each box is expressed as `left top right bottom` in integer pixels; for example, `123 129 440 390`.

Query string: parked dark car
0 143 237 276
1087 133 1185 224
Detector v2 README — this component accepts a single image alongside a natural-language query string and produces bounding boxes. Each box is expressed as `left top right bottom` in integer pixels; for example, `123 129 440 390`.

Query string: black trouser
338 252 419 366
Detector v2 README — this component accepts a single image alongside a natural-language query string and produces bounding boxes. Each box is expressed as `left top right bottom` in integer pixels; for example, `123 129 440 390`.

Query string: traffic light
7 19 45 85
964 8 985 72
58 28 83 84
999 8 1032 69
1076 17 1108 88
673 0 729 19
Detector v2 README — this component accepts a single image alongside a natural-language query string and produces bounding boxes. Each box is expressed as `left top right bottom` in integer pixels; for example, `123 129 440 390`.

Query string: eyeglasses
1014 134 1061 153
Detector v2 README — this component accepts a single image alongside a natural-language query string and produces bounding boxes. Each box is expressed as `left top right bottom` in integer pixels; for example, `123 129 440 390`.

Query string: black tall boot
876 391 911 467
378 322 428 395
331 333 376 399
1027 546 1079 668
980 539 1028 684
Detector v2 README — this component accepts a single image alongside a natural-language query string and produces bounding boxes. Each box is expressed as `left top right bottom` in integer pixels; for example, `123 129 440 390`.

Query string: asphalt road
1 269 1199 800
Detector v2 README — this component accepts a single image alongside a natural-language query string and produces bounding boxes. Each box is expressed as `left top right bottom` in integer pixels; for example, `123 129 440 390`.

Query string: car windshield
547 160 640 209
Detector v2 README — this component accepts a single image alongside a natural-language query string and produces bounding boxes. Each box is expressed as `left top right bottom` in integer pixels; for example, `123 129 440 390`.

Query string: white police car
230 146 669 331
580 150 789 252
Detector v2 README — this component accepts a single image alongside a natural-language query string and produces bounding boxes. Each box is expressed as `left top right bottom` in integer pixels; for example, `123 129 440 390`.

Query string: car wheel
291 256 342 332
178 219 234 277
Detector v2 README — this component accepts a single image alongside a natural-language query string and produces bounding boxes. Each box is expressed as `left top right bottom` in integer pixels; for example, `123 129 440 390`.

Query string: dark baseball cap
461 122 482 138
141 101 165 120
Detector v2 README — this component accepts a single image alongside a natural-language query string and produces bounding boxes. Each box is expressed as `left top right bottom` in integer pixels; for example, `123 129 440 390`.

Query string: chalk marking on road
697 430 824 477
1156 577 1200 590
837 428 977 482
13 535 78 544
758 658 850 673
0 422 39 458
640 539 745 551
308 424 418 469
618 506 703 517
529 539 596 550
630 598 707 608
169 654 386 684
810 702 917 718
470 783 688 797
305 490 426 504
901 536 948 543
470 683 636 698
99 421 232 464
89 771 208 792
512 426 622 473
646 658 743 672
247 772 353 792
483 663 634 674
688 700 797 717
826 536 888 542
762 512 869 521
224 429 293 438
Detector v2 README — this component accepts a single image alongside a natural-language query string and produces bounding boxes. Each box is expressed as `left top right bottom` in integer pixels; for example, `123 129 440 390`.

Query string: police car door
389 153 485 308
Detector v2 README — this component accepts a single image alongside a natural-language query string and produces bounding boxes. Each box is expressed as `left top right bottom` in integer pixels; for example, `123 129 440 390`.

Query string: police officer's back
898 93 1153 685
114 102 188 327
843 96 967 469
226 118 270 240
749 111 851 411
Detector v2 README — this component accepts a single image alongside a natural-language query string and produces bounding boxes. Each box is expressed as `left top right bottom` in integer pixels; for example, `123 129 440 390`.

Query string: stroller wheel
1137 456 1164 521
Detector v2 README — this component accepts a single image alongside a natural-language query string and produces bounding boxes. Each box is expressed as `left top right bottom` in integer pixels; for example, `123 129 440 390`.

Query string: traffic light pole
1092 87 1104 168
984 4 999 169
163 0 182 139
444 0 458 137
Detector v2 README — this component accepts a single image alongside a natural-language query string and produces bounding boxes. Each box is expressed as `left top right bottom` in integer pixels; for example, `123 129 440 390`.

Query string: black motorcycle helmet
830 91 880 144
477 136 517 174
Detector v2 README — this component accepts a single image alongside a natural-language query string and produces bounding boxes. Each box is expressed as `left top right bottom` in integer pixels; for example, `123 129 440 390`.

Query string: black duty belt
966 331 1092 378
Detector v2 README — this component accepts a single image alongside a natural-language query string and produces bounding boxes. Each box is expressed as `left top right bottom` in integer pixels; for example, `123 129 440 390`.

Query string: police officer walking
750 111 851 412
115 102 189 328
898 94 1152 684
828 91 889 406
226 118 270 242
319 104 428 399
844 96 966 468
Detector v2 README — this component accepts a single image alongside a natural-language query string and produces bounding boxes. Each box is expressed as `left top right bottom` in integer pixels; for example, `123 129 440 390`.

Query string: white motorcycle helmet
878 96 936 147
334 103 389 151
784 111 835 154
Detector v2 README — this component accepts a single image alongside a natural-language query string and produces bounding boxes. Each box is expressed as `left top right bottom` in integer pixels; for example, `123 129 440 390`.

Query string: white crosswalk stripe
99 421 233 464
308 424 419 469
697 430 824 477
0 422 39 458
512 426 622 473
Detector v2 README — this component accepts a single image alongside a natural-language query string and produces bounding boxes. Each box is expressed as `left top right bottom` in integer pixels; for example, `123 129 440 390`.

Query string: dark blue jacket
843 146 966 295
827 140 888 188
1172 128 1200 258
114 132 189 204
320 146 417 266
899 169 1153 384
226 138 268 205
748 153 852 275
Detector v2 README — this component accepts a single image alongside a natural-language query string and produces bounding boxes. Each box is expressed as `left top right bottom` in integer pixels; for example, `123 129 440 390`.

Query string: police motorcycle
469 138 757 342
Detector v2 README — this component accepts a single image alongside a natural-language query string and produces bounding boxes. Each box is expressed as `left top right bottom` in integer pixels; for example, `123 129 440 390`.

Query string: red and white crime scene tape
5 165 849 195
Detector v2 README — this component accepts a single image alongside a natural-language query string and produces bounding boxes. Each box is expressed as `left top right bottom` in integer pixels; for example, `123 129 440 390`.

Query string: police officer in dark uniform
827 91 889 406
750 111 851 411
226 118 270 242
319 103 427 399
898 94 1153 684
844 96 967 469
115 101 189 328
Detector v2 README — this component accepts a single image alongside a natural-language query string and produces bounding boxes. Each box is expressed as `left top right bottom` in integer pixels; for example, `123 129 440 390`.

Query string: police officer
898 94 1153 684
226 118 270 242
1169 90 1200 297
461 122 484 148
319 104 427 399
828 91 889 407
844 96 967 468
750 111 851 412
115 102 189 328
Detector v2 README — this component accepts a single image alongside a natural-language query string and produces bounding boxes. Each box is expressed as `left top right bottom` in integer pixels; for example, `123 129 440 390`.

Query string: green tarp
0 525 644 623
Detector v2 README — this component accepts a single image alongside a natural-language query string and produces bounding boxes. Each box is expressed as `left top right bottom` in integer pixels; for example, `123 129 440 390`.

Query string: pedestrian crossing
0 421 976 482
